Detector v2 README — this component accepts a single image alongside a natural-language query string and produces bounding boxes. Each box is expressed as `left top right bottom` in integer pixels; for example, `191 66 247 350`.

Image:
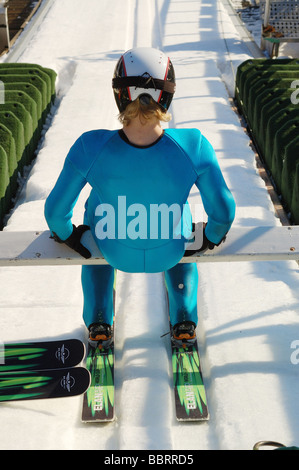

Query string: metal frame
260 0 299 56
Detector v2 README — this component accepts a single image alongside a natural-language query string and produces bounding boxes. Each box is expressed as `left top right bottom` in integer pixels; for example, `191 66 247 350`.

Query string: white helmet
112 47 176 113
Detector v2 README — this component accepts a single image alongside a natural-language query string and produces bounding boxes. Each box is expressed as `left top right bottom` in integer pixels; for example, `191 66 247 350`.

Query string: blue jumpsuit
45 128 235 328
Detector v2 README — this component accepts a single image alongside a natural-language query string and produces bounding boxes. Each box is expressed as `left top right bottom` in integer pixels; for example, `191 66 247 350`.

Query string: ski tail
81 343 115 422
0 367 90 402
0 339 85 372
172 342 209 421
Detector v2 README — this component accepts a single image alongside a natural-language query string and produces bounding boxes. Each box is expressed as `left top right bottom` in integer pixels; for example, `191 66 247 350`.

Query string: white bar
0 226 298 266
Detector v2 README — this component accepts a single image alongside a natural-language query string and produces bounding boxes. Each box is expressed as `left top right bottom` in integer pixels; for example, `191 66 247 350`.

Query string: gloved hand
52 224 91 259
185 222 226 256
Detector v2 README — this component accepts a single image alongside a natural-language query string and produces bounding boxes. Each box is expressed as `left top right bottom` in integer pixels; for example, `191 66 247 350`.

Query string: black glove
185 223 226 257
52 224 91 259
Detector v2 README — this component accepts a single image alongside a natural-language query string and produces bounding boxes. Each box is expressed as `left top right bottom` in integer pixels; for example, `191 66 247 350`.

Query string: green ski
0 339 85 372
172 342 209 421
81 342 115 422
0 367 90 402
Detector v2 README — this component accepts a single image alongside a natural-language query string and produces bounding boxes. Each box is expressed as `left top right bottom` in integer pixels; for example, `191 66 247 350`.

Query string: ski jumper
45 128 235 327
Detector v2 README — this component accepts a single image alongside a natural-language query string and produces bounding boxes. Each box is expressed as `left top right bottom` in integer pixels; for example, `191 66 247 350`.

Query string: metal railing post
0 0 9 51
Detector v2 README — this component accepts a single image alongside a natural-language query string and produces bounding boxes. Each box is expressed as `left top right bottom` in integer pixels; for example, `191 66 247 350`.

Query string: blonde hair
118 97 172 127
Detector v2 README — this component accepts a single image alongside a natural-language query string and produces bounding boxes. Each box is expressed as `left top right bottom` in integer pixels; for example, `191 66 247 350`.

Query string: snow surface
0 0 299 451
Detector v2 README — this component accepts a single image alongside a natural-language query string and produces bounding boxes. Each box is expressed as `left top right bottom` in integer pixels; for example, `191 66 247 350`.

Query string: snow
0 0 299 451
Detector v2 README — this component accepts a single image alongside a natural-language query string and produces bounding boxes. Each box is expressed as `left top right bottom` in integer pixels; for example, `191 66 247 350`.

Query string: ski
0 367 90 402
81 341 115 422
0 339 85 372
172 341 209 421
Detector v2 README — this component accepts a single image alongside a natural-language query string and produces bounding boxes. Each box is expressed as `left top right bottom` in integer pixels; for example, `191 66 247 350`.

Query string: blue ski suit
45 128 235 328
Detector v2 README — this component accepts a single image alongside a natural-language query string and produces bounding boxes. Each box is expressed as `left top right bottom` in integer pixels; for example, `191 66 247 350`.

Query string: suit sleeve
44 139 87 241
195 135 236 244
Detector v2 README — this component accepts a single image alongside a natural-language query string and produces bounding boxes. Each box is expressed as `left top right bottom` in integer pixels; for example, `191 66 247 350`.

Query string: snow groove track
112 0 175 450
0 0 299 451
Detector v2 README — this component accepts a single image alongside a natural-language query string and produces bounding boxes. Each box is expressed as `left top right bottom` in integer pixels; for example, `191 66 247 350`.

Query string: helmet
112 47 176 113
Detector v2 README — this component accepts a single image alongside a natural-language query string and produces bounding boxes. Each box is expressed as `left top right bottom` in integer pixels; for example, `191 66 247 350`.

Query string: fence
235 58 299 224
0 63 56 228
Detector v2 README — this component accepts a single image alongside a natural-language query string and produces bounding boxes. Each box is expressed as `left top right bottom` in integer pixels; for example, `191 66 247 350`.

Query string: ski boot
171 321 197 349
88 323 113 350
